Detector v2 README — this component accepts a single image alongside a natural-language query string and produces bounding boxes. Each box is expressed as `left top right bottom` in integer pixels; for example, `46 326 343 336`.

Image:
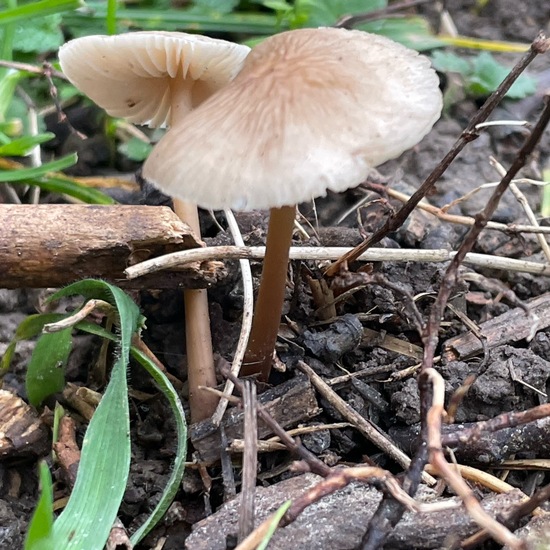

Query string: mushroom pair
143 27 443 381
59 32 250 421
61 27 442 391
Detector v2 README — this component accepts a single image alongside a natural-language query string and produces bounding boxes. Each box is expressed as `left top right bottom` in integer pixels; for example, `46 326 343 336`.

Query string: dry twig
422 369 523 548
124 245 550 279
211 211 254 427
297 361 436 484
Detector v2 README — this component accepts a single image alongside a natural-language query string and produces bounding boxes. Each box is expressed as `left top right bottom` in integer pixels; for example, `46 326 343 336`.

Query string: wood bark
0 204 224 289
443 292 550 361
189 377 319 463
0 389 49 459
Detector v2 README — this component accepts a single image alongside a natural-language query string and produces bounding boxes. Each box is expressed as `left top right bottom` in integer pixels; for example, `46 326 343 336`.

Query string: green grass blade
25 462 55 550
46 280 141 550
0 0 17 62
64 2 280 34
130 347 187 544
257 500 292 550
26 328 72 406
62 321 187 543
106 0 117 34
361 16 444 51
1 313 67 378
0 153 77 182
0 0 83 26
15 313 67 339
0 133 55 156
52 345 131 549
17 175 117 204
0 70 22 121
49 280 142 355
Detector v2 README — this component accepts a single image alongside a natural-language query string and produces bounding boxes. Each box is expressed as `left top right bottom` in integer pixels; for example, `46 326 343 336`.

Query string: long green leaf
48 280 141 550
130 347 187 543
25 462 55 550
26 328 72 406
15 313 67 340
0 153 77 182
0 0 82 26
0 133 55 156
299 0 386 27
64 321 187 543
65 2 281 34
13 175 117 204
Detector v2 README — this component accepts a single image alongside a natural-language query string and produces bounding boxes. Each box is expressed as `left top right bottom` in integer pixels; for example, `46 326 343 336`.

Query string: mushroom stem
242 204 296 381
173 198 218 423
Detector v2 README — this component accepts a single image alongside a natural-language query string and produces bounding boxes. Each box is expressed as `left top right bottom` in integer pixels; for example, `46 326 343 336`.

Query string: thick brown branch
0 204 223 289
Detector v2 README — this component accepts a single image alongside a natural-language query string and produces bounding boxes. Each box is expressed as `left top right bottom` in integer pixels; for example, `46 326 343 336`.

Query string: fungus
59 32 250 421
143 27 443 381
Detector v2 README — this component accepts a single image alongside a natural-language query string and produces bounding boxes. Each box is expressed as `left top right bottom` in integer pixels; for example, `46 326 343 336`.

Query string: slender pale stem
173 199 218 423
242 205 296 381
166 81 218 423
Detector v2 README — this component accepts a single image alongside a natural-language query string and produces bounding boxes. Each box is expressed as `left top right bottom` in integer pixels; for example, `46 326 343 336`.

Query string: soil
2 1 550 549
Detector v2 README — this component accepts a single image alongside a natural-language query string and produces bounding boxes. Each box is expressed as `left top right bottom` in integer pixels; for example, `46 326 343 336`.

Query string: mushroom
59 32 250 421
143 27 443 381
58 31 250 127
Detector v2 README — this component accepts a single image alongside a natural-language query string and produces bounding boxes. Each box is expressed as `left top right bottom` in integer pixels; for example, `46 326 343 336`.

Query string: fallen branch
0 204 223 288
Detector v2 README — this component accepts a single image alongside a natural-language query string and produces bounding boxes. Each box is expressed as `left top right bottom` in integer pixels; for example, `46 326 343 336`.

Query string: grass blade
0 0 82 26
130 347 187 544
26 328 72 406
0 133 55 156
17 175 117 204
46 280 141 550
25 462 55 550
0 153 77 182
65 3 280 34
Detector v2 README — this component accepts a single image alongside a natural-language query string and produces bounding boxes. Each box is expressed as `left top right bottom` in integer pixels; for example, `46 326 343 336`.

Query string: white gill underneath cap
58 31 250 127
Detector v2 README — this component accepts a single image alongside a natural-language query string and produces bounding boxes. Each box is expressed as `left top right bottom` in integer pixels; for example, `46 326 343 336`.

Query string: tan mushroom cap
143 27 443 211
58 31 250 127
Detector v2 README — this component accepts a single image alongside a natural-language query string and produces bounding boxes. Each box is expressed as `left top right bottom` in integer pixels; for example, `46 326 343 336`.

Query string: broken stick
0 204 224 289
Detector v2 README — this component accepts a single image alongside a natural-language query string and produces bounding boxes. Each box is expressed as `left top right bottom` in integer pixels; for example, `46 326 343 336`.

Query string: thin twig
43 299 113 332
211 210 254 427
124 245 550 279
297 360 436 484
463 482 550 548
440 402 550 447
422 95 550 368
422 368 523 549
387 186 550 235
221 367 332 478
281 466 419 526
239 381 257 542
0 59 67 79
490 156 550 262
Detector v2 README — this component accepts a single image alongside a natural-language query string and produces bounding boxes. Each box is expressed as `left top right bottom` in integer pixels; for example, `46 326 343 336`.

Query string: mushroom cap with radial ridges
143 28 443 211
58 31 250 127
